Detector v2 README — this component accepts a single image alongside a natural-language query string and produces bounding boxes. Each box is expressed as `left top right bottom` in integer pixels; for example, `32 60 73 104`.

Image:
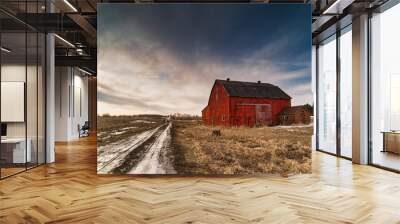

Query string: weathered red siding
202 82 230 126
279 107 311 125
229 97 290 127
202 82 291 127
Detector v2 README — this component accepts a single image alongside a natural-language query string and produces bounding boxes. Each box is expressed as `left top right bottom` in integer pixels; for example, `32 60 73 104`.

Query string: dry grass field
97 115 312 175
172 119 312 176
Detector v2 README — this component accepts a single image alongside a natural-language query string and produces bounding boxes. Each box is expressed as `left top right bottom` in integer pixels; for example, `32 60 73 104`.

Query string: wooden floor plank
0 136 399 223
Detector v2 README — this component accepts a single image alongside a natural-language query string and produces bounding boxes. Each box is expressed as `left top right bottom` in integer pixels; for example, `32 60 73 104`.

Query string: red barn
202 79 291 127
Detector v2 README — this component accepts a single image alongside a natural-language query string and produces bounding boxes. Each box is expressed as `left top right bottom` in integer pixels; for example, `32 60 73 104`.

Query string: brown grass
172 120 312 176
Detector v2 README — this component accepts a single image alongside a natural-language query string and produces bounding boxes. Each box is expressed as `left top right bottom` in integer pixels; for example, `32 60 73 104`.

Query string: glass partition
27 31 38 169
317 35 337 154
371 3 400 171
1 31 28 177
0 2 46 179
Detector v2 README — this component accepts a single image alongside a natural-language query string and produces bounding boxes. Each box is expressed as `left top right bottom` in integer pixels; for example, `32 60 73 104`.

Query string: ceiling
0 0 391 75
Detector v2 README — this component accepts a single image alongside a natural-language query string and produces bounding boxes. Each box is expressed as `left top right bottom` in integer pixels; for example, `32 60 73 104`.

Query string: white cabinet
1 138 32 163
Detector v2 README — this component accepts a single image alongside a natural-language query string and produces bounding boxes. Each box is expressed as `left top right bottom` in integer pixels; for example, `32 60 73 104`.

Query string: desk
1 138 31 163
382 131 400 154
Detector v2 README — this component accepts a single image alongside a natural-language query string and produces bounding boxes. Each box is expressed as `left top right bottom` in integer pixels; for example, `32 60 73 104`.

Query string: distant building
202 79 291 127
279 105 312 125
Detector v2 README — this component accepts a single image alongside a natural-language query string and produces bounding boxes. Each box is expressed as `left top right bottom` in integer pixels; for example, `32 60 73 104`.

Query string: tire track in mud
128 122 176 174
97 125 164 174
107 122 175 174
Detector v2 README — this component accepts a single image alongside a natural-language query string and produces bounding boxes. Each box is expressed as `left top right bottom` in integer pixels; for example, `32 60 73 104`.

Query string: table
382 131 400 154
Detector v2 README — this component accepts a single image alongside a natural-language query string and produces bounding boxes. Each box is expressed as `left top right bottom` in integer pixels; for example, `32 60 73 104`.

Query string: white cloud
98 38 312 116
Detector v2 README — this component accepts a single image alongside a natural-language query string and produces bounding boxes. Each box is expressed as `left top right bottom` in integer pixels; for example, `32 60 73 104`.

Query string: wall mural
97 4 312 175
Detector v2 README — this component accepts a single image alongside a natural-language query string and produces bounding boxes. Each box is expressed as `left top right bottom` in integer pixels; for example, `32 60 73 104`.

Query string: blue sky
98 4 311 116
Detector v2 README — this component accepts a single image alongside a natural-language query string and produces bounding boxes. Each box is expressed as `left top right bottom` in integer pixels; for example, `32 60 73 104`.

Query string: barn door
256 104 272 126
265 105 272 125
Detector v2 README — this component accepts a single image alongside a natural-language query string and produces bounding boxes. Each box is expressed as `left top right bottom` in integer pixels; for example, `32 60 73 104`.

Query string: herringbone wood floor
1 136 400 224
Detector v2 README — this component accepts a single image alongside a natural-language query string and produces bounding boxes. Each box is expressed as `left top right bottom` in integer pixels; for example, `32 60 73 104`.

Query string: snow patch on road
112 130 126 135
120 126 137 131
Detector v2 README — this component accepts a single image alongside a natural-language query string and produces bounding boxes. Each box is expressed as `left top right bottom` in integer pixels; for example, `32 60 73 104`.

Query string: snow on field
273 124 313 129
266 124 313 133
97 126 162 174
129 122 176 174
130 120 156 124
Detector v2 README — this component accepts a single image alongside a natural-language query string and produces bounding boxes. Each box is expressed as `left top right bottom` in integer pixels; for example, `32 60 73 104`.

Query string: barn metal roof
216 79 291 100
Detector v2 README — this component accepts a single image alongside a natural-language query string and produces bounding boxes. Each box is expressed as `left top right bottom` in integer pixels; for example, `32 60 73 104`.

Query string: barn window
222 115 225 121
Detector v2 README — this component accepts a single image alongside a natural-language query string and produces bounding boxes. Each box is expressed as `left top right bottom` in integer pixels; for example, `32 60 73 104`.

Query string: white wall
55 67 89 141
71 72 89 138
55 67 69 141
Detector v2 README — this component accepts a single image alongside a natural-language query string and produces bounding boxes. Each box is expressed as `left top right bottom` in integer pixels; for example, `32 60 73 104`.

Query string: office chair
79 121 90 138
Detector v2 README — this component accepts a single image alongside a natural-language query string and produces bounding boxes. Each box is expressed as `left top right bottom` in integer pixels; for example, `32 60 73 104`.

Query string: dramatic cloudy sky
98 4 311 116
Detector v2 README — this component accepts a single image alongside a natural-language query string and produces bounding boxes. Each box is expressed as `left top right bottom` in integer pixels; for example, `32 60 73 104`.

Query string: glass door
370 3 400 171
1 31 28 178
317 35 337 154
339 26 352 158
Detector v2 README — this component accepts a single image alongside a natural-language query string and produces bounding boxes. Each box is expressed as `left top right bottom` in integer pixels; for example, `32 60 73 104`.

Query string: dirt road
97 126 162 174
128 122 176 174
97 122 176 174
